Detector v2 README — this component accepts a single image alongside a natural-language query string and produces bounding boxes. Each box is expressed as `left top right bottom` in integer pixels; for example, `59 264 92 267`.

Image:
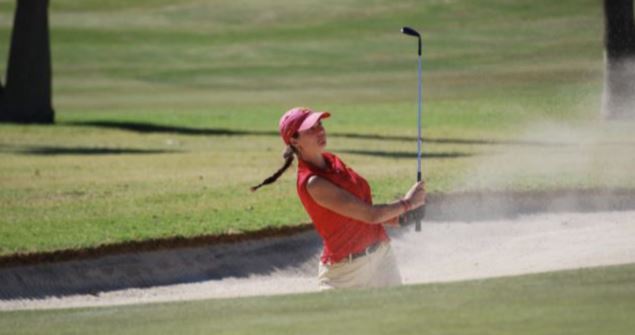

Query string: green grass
2 263 634 334
1 0 635 255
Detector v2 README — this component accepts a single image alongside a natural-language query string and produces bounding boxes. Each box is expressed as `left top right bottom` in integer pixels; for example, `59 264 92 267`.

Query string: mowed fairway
2 0 634 256
1 264 635 335
1 0 635 332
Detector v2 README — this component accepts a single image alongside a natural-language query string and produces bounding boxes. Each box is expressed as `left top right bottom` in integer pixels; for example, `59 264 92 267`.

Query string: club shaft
416 52 422 232
417 53 422 182
401 27 424 232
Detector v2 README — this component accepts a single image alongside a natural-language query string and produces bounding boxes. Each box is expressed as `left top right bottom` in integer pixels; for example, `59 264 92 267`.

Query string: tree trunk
0 0 54 124
602 0 635 119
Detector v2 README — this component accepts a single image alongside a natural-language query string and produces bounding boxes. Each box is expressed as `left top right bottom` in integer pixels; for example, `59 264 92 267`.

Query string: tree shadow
338 149 474 159
65 120 279 137
67 120 575 147
332 132 566 147
4 145 180 156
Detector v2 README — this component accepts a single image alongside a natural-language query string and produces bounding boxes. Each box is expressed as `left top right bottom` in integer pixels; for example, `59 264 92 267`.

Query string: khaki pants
318 242 402 290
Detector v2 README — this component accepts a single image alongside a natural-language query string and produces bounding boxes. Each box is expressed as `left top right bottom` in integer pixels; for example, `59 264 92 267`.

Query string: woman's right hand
403 180 426 209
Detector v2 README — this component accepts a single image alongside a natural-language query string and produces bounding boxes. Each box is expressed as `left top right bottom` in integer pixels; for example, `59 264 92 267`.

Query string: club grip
415 207 424 232
416 174 425 231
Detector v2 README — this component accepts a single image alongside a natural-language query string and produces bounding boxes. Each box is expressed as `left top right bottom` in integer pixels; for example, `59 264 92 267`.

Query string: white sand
2 210 634 311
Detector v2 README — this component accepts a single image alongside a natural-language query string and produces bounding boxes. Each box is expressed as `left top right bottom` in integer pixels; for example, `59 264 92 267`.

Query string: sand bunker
1 210 634 311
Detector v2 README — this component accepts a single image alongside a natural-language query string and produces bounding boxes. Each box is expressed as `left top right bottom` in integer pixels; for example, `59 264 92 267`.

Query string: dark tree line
0 0 54 124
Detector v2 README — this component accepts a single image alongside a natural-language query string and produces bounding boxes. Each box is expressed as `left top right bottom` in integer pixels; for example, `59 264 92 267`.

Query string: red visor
279 107 330 145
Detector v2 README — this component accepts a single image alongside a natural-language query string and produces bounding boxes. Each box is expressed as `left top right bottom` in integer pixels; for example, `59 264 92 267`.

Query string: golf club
401 26 424 232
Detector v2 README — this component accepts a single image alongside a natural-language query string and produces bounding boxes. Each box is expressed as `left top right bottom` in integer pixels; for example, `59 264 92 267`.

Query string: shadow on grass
333 132 563 147
338 149 473 159
66 120 570 147
8 146 181 156
66 120 279 137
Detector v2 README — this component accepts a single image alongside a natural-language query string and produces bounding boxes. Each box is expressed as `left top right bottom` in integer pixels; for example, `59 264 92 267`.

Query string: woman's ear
289 137 300 148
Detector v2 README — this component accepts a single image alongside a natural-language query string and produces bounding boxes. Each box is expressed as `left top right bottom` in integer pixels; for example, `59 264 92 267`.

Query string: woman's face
292 121 326 155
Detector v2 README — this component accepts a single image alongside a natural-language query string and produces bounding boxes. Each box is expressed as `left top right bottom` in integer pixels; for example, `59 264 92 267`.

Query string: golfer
251 107 426 289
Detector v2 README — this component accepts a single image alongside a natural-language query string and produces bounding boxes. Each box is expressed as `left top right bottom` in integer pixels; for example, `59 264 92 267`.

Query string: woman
251 107 426 289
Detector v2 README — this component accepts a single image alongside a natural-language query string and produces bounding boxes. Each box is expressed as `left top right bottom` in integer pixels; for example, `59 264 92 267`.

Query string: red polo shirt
297 152 389 264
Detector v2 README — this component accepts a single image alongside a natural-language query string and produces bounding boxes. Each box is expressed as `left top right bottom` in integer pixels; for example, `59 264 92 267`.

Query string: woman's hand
403 180 426 209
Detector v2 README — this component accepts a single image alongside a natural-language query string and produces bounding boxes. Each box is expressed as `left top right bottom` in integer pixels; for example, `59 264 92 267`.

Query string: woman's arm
305 176 425 224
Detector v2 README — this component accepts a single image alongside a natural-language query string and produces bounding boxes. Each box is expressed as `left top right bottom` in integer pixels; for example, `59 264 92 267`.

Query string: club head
401 26 422 55
401 26 420 38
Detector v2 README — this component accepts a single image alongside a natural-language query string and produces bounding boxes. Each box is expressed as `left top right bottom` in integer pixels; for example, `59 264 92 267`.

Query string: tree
0 0 54 124
602 0 635 119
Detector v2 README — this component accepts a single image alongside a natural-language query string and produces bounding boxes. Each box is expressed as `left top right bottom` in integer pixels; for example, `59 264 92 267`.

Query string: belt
346 241 383 262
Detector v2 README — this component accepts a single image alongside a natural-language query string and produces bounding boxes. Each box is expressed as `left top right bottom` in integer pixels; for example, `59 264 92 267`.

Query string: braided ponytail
250 146 296 192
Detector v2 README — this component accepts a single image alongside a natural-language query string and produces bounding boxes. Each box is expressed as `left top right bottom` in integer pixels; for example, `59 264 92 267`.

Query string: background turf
1 0 634 255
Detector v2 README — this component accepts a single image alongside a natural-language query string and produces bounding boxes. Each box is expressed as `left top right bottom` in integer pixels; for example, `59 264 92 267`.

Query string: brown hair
250 145 297 192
